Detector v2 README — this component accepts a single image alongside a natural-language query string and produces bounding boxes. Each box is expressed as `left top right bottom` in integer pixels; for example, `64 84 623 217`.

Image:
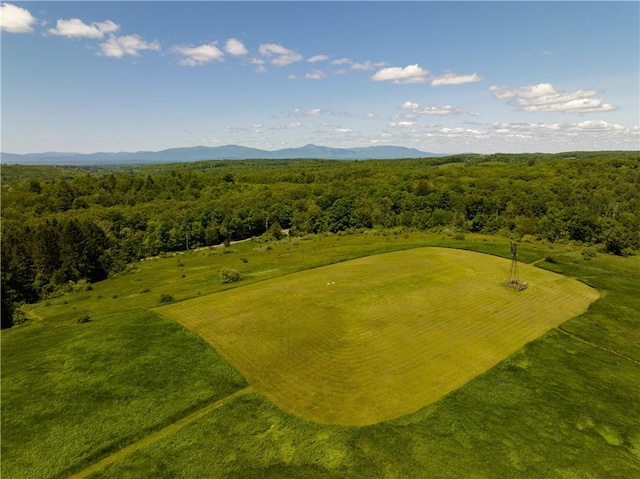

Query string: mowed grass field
157 247 598 425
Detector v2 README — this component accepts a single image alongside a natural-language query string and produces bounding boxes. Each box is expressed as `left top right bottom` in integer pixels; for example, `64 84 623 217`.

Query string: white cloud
334 128 352 133
1 2 36 33
364 113 378 119
287 74 298 80
390 121 416 128
306 69 326 80
570 120 628 131
439 127 483 136
331 58 352 65
224 38 247 56
100 34 160 58
48 18 119 38
308 54 329 63
430 72 482 87
288 122 302 129
259 43 303 66
249 57 266 73
286 108 325 118
371 64 429 84
402 101 479 116
401 101 419 110
490 83 617 113
351 60 386 71
172 43 224 66
417 105 477 116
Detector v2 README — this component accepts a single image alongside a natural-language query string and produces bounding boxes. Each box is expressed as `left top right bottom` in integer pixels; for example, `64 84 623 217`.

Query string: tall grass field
2 232 638 478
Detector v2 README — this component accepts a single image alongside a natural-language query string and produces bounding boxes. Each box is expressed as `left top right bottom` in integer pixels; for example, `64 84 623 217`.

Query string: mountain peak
1 144 446 165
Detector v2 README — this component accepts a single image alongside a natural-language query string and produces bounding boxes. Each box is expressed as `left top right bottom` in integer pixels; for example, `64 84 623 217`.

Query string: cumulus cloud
401 101 419 110
48 18 119 38
418 105 478 116
306 69 326 80
100 34 160 58
390 121 416 128
288 122 302 129
334 128 352 133
224 38 247 56
485 120 637 146
490 83 617 113
371 64 429 84
172 43 224 66
430 72 482 86
249 57 267 73
308 54 329 63
350 60 386 71
287 108 325 118
331 58 352 65
259 43 303 66
401 101 479 116
0 2 36 33
570 120 628 131
439 127 483 136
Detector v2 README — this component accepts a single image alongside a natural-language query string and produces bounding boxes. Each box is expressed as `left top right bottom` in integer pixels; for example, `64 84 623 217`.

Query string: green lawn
2 231 638 478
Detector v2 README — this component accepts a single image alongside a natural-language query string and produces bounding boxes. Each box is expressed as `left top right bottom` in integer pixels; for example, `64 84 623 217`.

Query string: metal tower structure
507 239 528 290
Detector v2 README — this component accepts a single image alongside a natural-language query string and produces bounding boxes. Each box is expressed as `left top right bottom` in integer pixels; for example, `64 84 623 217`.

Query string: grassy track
157 247 598 425
68 387 254 479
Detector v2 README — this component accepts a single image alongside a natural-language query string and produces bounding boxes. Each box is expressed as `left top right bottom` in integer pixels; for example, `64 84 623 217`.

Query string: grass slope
157 247 598 425
1 312 246 479
1 232 638 478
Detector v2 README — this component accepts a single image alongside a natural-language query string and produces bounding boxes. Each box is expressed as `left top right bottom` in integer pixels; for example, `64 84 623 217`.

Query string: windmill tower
507 239 528 290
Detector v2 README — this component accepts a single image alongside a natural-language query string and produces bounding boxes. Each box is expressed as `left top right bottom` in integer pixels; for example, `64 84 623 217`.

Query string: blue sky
2 1 638 154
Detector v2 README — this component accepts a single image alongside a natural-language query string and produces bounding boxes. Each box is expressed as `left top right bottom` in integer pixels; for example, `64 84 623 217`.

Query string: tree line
2 152 639 327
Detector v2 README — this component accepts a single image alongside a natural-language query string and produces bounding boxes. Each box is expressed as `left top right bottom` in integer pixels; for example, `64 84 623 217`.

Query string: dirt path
69 387 254 479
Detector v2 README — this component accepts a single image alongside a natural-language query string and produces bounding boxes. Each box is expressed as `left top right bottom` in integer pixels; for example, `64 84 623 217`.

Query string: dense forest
2 151 639 328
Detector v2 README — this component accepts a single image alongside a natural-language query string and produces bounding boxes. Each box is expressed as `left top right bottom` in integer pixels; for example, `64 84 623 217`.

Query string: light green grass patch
157 247 598 425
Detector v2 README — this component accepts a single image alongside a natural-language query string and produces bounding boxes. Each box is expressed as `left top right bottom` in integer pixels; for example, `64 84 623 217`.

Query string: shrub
220 268 240 284
158 293 175 304
76 315 90 324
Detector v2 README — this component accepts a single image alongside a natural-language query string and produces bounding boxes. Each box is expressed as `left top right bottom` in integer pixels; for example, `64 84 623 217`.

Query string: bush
76 315 90 324
158 293 175 304
220 268 240 284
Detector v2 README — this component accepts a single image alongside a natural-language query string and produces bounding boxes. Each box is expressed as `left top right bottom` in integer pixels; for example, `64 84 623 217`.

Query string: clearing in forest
157 247 599 426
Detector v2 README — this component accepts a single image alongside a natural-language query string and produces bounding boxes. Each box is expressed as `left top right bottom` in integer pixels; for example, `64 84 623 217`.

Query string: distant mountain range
1 144 445 165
